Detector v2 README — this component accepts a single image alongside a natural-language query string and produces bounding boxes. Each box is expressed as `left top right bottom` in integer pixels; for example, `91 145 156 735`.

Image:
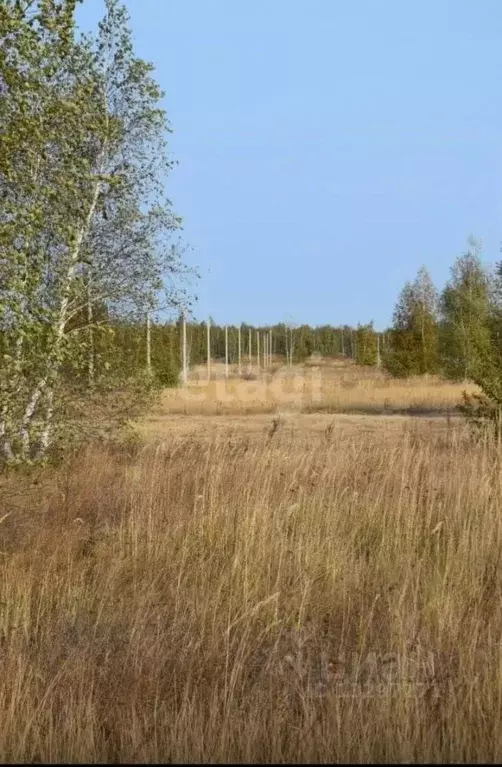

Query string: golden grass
138 409 462 446
162 360 479 417
1 414 502 761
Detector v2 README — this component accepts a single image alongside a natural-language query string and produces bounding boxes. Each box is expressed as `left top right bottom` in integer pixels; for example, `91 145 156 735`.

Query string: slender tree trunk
0 405 14 462
421 316 426 374
182 311 188 385
207 318 211 381
35 387 55 461
0 332 24 459
238 324 241 375
146 311 152 375
19 162 105 459
225 324 229 379
87 277 95 388
288 327 294 367
19 367 53 462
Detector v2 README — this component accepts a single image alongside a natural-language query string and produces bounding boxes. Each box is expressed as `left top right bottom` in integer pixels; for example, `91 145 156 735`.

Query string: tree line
378 238 502 432
381 237 499 382
149 320 360 370
163 235 498 382
64 318 360 384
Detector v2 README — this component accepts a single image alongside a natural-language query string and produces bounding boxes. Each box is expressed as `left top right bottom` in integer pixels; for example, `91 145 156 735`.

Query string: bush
458 355 502 439
241 369 258 381
154 358 181 388
458 390 502 439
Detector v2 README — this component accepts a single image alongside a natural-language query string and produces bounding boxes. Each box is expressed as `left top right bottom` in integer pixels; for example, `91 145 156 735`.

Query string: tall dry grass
1 422 502 762
164 361 479 417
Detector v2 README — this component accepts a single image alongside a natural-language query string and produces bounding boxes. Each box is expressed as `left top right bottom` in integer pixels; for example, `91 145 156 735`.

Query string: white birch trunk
19 375 48 458
19 161 105 459
35 387 55 461
87 277 95 387
0 406 14 462
182 311 188 385
146 312 152 375
238 324 242 375
207 318 211 381
12 62 110 462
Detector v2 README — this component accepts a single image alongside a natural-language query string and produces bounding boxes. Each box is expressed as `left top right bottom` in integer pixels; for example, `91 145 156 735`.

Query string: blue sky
78 0 502 330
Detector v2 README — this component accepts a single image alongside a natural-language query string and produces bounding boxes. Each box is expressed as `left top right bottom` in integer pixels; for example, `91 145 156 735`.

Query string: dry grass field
1 360 501 762
158 359 479 417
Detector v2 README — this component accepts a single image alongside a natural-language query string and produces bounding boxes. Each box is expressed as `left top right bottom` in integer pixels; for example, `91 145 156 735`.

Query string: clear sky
78 0 502 330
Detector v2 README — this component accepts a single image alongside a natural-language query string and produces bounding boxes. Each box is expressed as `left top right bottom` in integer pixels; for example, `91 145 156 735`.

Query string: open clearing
136 359 473 445
139 409 464 445
156 359 478 417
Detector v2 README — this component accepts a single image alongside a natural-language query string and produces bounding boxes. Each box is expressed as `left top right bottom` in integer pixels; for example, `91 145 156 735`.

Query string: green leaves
384 267 439 377
0 0 191 464
439 242 492 382
355 323 378 367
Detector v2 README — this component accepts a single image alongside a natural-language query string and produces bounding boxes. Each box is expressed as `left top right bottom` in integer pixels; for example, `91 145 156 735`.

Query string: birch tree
355 323 378 366
0 0 190 463
71 0 192 382
439 240 492 381
1 0 105 461
384 267 439 377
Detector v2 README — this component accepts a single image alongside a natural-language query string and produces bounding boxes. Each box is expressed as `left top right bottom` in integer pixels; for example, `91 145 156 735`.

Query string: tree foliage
355 323 378 366
0 0 191 464
459 251 502 437
384 267 439 377
439 239 492 381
